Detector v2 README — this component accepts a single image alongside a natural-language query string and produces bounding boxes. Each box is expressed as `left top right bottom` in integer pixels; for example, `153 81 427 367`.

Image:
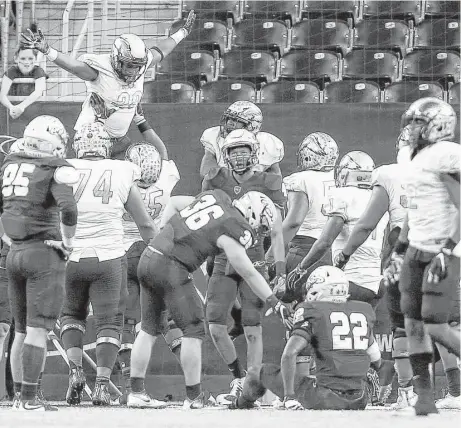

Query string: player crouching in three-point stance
230 266 382 411
0 116 78 411
128 190 292 409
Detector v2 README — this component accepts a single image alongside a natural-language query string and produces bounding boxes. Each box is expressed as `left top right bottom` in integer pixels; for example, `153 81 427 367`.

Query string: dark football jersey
291 300 375 391
151 189 255 272
0 154 73 241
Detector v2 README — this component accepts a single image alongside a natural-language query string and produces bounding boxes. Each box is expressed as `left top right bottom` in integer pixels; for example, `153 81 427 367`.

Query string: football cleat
182 392 207 410
13 398 58 411
414 394 439 416
283 397 305 410
435 393 461 410
391 386 418 410
92 382 111 406
127 391 167 409
35 387 57 411
66 367 86 406
11 392 20 410
216 378 244 406
366 368 380 406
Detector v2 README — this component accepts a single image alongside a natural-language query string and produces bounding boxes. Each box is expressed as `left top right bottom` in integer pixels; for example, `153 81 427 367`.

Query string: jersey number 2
2 163 36 197
180 194 224 231
74 169 113 204
330 311 368 350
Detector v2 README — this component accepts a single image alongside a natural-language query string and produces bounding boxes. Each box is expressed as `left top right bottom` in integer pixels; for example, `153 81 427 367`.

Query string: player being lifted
20 11 196 157
201 129 286 405
59 122 158 406
128 190 292 409
384 98 460 416
0 116 78 411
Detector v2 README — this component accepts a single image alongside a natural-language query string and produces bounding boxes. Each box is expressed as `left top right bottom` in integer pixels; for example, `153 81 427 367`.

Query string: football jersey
151 189 256 272
123 159 180 251
200 126 284 167
371 164 407 231
292 300 375 391
405 141 459 253
74 53 153 138
322 187 388 293
67 158 141 261
283 170 335 239
0 154 76 242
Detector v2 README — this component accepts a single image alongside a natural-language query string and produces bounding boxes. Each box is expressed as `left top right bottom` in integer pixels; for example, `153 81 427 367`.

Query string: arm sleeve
50 181 78 226
436 142 460 174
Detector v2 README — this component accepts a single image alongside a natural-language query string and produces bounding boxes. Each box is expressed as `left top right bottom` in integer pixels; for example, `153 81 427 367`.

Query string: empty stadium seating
200 79 256 102
180 1 241 23
424 1 460 17
242 1 301 24
231 19 288 53
324 80 381 103
142 80 197 103
382 81 444 102
259 81 321 103
403 50 460 83
362 1 423 22
448 82 460 104
301 1 359 23
414 18 460 51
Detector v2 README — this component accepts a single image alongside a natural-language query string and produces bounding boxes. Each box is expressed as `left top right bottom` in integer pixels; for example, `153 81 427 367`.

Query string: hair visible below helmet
220 101 263 138
221 129 258 174
22 115 68 158
400 97 457 148
125 143 162 187
297 132 339 172
73 122 113 159
110 34 148 84
335 151 375 188
304 266 350 303
233 191 277 236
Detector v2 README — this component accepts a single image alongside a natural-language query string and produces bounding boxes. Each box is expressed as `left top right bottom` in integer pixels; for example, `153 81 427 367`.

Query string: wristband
137 121 152 133
46 48 58 61
274 260 286 276
265 294 279 309
170 28 187 45
394 240 409 255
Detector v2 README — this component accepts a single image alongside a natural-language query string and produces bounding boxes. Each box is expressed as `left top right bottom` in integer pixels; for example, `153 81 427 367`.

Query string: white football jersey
405 141 459 253
283 170 335 239
74 53 153 138
323 186 389 293
200 126 284 167
67 158 141 261
371 164 407 231
123 159 180 250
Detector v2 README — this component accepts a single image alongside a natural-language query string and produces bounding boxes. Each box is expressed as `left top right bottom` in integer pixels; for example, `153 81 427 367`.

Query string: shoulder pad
162 159 180 181
205 166 223 181
433 141 459 174
257 132 285 165
321 188 347 220
200 126 220 153
78 53 110 75
54 166 80 185
371 164 392 188
283 172 305 193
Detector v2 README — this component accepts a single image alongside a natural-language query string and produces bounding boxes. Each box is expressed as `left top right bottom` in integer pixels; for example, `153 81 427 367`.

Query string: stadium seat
403 50 460 83
242 1 301 24
424 1 460 17
169 19 229 55
383 81 444 102
323 80 381 103
200 80 256 103
218 49 277 85
354 20 411 57
259 81 321 103
362 1 423 22
180 1 241 23
279 50 341 84
448 82 460 104
301 1 359 24
343 49 400 86
142 81 196 103
291 19 352 56
231 19 288 53
414 19 460 51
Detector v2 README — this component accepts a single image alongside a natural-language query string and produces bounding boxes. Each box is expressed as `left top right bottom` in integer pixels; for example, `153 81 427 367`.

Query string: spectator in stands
0 44 46 119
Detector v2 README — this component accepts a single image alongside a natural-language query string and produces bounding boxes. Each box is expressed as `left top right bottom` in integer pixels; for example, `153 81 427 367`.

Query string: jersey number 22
330 311 368 350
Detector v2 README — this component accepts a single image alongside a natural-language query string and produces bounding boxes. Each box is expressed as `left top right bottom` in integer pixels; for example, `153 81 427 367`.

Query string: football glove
134 103 146 126
182 10 196 35
89 92 116 121
266 295 293 330
427 239 457 284
21 28 50 55
286 265 308 294
271 274 287 299
383 252 404 286
334 251 350 270
45 240 73 261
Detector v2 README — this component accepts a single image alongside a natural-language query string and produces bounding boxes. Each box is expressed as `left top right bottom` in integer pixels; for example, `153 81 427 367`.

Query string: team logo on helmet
334 151 375 189
297 132 339 172
220 101 263 138
304 266 350 302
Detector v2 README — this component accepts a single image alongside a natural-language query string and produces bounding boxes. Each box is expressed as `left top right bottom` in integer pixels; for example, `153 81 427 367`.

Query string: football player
59 122 158 407
0 116 78 411
230 266 382 410
128 190 292 409
287 151 388 307
201 129 286 404
20 11 196 157
384 98 460 416
199 101 284 177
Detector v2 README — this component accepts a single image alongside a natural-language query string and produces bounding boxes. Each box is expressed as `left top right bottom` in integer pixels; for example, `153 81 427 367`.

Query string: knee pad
182 318 205 340
392 335 409 359
96 328 121 349
60 316 86 339
205 303 228 325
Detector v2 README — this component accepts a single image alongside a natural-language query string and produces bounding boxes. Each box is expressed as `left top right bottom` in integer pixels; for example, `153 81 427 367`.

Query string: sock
409 353 433 395
21 383 37 401
231 307 242 325
61 328 84 352
13 382 22 395
228 358 245 379
130 377 145 393
96 375 109 385
185 383 201 400
96 343 119 373
37 372 43 392
445 367 461 397
67 347 83 369
22 344 45 385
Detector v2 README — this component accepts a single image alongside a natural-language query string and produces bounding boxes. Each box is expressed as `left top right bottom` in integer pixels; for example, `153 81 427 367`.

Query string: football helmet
220 101 263 138
22 115 68 158
304 266 350 302
335 151 375 189
111 34 149 84
73 122 113 159
297 132 339 172
125 143 162 188
9 138 25 154
221 129 258 174
400 97 457 148
233 191 277 236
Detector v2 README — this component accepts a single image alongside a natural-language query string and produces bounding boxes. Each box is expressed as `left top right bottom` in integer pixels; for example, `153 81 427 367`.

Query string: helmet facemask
334 152 374 189
111 35 148 85
224 144 256 174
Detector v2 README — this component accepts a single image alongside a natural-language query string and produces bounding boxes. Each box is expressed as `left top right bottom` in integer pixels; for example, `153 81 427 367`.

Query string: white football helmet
335 151 375 189
73 122 113 159
125 143 162 188
304 266 350 302
297 132 339 172
221 129 258 174
233 191 277 236
400 97 457 148
111 34 149 84
9 138 25 154
220 101 263 138
22 115 68 158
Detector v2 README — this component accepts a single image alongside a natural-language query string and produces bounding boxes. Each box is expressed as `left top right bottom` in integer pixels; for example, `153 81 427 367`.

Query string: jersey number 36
180 194 224 231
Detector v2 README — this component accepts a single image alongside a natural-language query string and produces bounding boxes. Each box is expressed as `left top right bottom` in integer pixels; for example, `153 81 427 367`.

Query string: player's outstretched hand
45 240 73 261
427 251 449 284
272 299 294 330
334 251 350 270
182 10 196 35
21 28 50 55
271 274 287 299
383 252 404 286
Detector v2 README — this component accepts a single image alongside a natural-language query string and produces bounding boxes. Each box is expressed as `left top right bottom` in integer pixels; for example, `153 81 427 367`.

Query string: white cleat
283 397 304 410
12 399 58 411
435 393 461 410
271 397 284 409
216 377 244 405
183 392 207 409
391 386 418 410
127 391 167 408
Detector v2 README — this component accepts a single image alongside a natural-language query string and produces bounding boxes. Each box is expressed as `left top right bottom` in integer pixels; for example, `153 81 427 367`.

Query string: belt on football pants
148 246 164 256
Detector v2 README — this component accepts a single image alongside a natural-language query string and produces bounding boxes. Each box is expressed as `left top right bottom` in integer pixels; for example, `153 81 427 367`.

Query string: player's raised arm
200 150 219 178
21 29 98 81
